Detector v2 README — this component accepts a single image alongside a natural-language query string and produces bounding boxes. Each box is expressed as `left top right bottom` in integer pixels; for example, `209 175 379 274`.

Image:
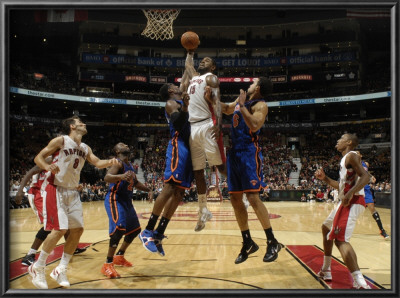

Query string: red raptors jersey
28 171 47 193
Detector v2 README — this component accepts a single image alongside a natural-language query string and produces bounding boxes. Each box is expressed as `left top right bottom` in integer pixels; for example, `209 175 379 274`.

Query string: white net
141 9 181 41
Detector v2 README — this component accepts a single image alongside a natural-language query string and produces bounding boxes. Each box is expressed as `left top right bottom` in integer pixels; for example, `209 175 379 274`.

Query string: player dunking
184 50 226 231
315 133 371 289
101 142 153 279
28 116 118 289
216 78 282 263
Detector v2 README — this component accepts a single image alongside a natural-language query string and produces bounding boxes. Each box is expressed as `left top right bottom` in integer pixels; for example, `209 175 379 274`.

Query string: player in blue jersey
139 82 193 257
356 151 390 239
213 77 282 264
101 142 153 279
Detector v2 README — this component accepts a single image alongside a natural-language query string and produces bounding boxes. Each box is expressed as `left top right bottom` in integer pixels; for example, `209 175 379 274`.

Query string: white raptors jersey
187 72 213 123
338 151 365 200
54 135 89 189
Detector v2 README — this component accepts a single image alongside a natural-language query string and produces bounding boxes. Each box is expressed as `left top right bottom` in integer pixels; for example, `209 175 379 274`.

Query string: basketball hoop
141 9 181 41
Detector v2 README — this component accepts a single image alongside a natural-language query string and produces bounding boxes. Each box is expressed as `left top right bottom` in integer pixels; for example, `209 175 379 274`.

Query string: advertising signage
82 52 355 68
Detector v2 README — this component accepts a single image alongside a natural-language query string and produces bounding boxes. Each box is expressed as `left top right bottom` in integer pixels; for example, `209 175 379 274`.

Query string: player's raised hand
238 89 246 107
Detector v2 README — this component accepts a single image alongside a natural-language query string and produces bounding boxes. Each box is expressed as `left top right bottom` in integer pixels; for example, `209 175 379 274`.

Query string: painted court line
9 243 91 281
286 245 383 289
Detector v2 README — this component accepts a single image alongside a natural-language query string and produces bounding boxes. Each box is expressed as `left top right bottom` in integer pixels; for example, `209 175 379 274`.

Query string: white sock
59 252 73 268
351 270 367 287
35 250 50 268
322 256 331 271
27 248 37 255
198 194 207 210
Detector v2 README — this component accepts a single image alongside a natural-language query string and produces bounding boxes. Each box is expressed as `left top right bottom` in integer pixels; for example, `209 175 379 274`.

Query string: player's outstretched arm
180 70 190 93
184 50 198 81
239 94 267 132
135 180 152 192
86 147 119 169
206 86 237 116
221 99 239 115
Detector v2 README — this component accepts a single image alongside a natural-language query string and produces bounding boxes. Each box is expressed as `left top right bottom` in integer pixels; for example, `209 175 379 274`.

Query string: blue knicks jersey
361 160 372 193
231 99 265 150
165 99 191 143
107 159 137 200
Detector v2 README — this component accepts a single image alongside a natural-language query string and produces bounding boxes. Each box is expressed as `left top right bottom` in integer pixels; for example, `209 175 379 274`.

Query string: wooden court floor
8 200 392 291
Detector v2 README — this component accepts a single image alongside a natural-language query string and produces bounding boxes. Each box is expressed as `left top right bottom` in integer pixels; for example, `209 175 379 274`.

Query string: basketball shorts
324 195 366 242
28 187 44 224
227 146 266 193
164 137 194 189
42 184 84 231
364 189 374 204
189 119 226 171
104 193 140 236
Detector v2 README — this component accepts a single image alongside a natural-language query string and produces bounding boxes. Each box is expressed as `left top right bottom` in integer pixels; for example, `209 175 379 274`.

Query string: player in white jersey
315 133 371 289
28 116 118 289
184 51 226 231
15 157 87 266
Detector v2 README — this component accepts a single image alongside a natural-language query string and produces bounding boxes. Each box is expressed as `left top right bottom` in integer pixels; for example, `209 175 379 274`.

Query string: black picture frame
1 0 398 297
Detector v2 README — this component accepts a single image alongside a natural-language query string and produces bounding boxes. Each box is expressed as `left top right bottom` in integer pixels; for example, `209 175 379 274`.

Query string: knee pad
124 228 141 244
109 229 125 248
36 227 51 241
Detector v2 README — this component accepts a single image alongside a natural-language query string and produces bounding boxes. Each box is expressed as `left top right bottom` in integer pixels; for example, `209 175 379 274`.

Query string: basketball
181 31 200 50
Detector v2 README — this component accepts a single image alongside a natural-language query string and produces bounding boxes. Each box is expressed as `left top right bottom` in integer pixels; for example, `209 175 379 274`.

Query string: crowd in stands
8 114 391 209
259 132 298 190
121 122 392 198
141 130 169 187
297 121 391 193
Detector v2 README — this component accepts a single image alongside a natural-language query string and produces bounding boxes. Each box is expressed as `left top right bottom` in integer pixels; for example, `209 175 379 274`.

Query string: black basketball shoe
235 240 259 264
21 253 35 266
73 247 87 255
263 240 283 262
